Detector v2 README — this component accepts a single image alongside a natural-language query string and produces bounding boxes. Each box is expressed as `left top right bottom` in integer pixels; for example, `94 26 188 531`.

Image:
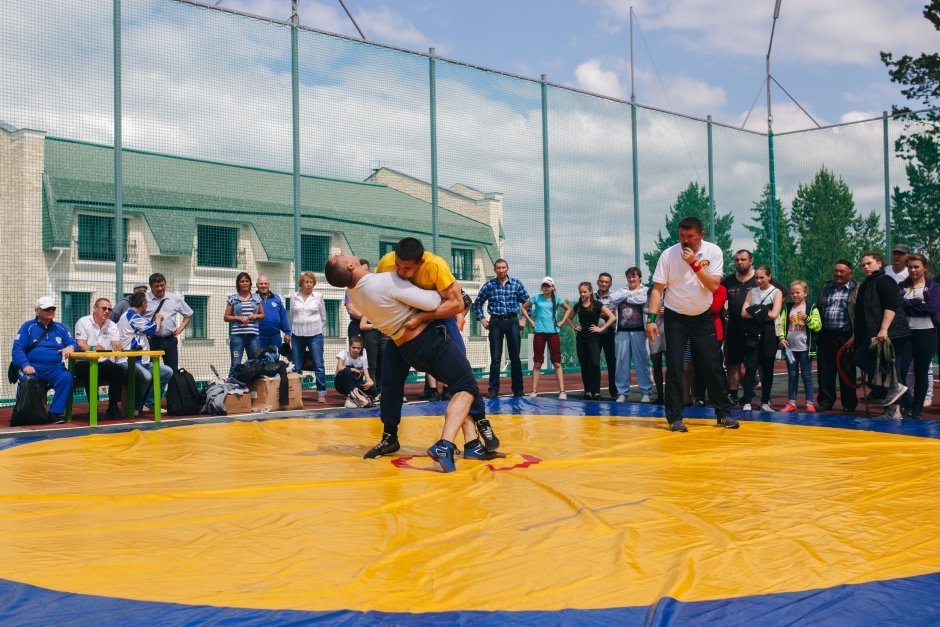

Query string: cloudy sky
216 0 937 132
1 0 932 291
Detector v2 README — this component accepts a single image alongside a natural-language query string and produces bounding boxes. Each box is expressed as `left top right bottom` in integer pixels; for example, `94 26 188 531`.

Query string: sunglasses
41 307 57 312
100 307 113 312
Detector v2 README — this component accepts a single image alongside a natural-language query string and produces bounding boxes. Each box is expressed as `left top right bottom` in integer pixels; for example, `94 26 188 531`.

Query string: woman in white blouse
291 271 328 402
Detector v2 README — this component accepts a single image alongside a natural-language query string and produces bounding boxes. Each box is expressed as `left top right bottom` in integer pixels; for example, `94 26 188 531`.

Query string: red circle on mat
391 453 542 473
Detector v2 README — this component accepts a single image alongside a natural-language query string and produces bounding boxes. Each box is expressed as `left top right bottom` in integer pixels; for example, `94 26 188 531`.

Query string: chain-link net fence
0 0 927 402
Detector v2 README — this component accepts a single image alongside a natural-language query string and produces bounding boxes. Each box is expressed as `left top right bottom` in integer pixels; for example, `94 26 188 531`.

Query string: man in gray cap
885 245 910 284
110 282 149 323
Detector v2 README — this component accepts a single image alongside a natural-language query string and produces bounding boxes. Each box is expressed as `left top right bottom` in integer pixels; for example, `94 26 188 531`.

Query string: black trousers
576 332 602 396
149 335 180 372
73 360 125 408
663 308 731 422
599 330 617 398
815 329 857 410
362 329 388 395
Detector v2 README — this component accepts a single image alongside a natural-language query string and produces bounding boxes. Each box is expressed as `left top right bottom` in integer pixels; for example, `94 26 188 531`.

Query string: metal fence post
291 5 302 274
113 0 124 300
429 48 439 254
883 111 892 254
541 74 551 276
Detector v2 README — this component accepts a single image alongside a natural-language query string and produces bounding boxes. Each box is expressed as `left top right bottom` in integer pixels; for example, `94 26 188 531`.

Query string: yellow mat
0 413 938 617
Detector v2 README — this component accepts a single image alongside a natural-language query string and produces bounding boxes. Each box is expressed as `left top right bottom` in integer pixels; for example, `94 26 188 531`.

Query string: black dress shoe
48 414 66 424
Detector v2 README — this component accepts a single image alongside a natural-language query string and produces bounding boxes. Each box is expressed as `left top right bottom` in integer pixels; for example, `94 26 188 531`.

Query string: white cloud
573 59 626 100
593 0 936 66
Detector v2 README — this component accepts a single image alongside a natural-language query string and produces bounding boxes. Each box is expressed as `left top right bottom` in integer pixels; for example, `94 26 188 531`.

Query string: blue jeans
614 330 652 396
786 350 814 403
292 334 326 392
229 333 261 376
120 361 173 411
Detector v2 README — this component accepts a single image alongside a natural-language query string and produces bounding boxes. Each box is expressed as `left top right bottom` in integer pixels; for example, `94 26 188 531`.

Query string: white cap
541 277 555 287
35 296 55 309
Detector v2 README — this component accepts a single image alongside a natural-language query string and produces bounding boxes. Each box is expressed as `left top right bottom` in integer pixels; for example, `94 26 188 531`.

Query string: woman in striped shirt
224 272 265 376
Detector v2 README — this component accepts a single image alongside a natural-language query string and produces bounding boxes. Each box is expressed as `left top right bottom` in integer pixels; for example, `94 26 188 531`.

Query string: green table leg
126 361 136 419
88 359 99 427
152 358 162 423
66 360 75 422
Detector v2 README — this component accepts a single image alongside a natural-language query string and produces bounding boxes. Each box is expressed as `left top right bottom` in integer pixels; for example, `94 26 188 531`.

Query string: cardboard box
224 391 252 415
249 373 303 411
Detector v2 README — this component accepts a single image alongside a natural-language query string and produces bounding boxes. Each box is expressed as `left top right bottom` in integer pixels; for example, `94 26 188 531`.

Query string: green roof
42 137 499 264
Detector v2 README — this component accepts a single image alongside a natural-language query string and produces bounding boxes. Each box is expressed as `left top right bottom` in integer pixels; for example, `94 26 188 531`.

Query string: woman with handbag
740 265 783 411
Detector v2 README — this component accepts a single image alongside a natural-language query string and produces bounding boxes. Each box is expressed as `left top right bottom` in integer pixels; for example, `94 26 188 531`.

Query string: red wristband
689 259 704 273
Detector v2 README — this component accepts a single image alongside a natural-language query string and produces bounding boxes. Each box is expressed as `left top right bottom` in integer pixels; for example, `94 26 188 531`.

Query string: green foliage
881 4 940 264
790 167 884 291
643 182 735 280
744 184 799 284
891 133 940 263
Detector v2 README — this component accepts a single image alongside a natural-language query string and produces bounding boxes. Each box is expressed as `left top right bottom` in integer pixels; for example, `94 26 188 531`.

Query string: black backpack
11 377 50 426
166 368 205 416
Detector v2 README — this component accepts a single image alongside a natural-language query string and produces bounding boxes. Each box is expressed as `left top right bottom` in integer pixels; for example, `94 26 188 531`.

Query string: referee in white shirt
647 217 739 432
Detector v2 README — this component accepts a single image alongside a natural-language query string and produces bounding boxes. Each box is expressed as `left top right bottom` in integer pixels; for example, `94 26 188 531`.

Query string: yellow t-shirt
376 251 456 293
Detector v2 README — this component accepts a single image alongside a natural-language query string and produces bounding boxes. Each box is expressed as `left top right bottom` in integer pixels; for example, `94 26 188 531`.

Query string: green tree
790 167 884 292
744 184 799 284
643 182 734 280
881 2 940 261
890 134 940 262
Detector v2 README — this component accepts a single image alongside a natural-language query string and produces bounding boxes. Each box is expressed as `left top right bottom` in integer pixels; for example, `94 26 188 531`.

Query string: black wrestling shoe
463 438 501 460
717 416 740 429
474 417 500 451
363 432 400 459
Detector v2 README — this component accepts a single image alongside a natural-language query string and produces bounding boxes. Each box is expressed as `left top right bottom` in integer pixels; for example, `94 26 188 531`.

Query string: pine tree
891 134 940 262
643 182 734 280
744 184 798 284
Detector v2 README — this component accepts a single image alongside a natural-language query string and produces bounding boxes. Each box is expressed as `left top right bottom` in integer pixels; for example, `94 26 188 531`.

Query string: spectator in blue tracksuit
256 275 291 351
11 296 79 421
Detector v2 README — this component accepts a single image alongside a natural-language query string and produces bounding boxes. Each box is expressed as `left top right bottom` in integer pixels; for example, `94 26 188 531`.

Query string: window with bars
183 295 208 339
451 247 474 281
77 214 128 262
60 292 90 333
197 224 238 268
301 234 330 273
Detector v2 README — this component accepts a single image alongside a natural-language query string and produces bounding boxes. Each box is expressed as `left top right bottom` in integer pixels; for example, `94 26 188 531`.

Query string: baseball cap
35 296 55 309
892 244 910 255
133 282 149 290
541 276 555 287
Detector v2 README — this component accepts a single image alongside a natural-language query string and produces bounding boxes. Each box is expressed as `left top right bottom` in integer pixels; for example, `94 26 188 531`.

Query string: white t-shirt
652 241 724 315
74 315 121 360
885 265 909 284
346 273 442 342
336 348 368 370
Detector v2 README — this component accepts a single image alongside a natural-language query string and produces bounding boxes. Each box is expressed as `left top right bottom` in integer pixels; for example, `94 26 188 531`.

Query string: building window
301 234 330 272
77 214 128 262
452 248 474 281
184 295 208 340
197 224 238 268
379 241 397 259
60 292 90 333
324 299 340 337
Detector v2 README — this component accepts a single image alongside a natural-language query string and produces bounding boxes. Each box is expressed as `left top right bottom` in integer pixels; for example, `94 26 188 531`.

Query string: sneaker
781 402 797 413
616 394 626 403
668 420 688 432
694 398 706 407
717 416 740 429
760 403 773 412
558 392 567 400
363 433 400 459
317 392 327 403
427 439 457 472
640 395 652 403
882 384 908 406
742 403 752 411
805 403 817 413
528 392 538 398
49 413 66 424
474 418 500 451
344 397 358 408
882 406 902 420
463 438 500 460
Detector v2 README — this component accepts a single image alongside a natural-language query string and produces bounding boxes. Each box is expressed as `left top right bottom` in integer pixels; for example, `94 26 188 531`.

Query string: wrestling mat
1 398 939 625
